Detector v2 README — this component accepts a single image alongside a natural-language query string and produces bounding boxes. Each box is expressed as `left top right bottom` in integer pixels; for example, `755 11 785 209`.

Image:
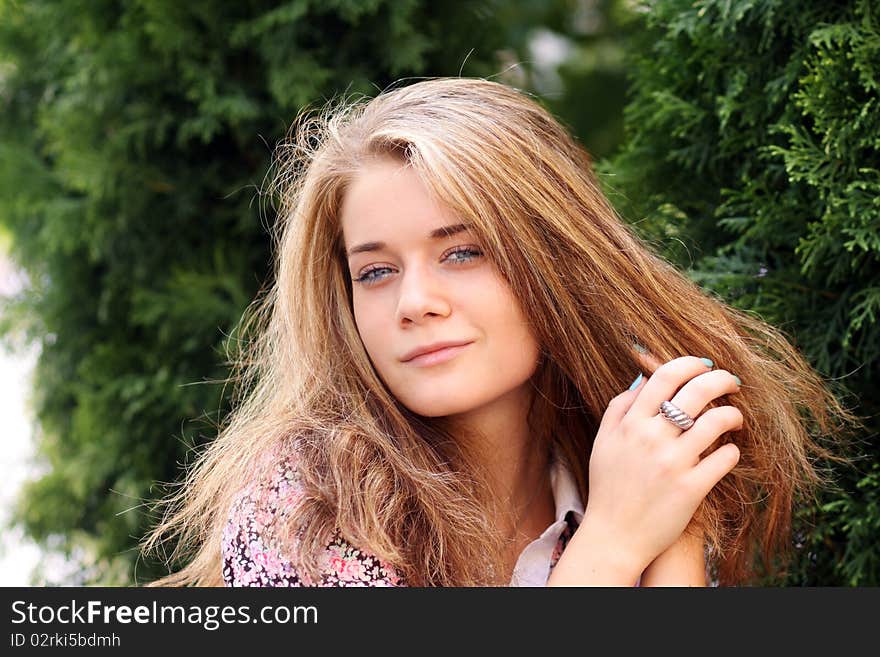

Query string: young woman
145 77 858 587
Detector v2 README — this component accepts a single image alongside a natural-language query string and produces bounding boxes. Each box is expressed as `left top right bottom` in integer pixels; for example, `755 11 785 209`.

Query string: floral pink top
221 457 579 587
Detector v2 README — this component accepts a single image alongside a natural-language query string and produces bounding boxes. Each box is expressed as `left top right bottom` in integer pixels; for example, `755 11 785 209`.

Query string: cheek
472 283 540 360
507 320 541 364
352 297 387 360
485 285 532 338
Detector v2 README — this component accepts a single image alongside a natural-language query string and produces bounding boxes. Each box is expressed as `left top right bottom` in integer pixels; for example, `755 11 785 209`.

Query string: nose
396 263 452 325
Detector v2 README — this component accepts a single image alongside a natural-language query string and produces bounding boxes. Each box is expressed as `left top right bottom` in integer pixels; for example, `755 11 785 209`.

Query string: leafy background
0 0 875 585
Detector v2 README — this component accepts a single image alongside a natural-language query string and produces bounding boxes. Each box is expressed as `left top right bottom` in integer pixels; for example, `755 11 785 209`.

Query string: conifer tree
0 0 536 584
607 0 879 584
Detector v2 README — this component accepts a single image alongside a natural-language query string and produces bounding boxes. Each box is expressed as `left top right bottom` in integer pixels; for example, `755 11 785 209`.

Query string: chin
401 400 472 418
395 388 482 418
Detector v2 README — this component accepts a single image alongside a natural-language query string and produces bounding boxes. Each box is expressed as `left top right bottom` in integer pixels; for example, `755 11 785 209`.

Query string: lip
401 340 474 365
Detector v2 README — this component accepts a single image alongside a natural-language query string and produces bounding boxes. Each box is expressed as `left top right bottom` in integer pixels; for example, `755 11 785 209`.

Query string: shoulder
221 456 405 587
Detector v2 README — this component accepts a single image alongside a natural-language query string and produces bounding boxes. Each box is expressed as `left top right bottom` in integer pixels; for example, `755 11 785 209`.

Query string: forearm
546 520 707 587
546 520 645 587
638 529 707 587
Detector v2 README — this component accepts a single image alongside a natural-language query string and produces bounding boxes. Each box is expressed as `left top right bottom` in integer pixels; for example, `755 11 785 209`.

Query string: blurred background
0 0 877 586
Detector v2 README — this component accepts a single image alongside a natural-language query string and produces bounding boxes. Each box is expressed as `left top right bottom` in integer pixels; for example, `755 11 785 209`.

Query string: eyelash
353 246 484 286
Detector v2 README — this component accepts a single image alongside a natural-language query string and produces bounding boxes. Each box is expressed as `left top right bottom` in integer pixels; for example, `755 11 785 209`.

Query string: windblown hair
144 77 860 587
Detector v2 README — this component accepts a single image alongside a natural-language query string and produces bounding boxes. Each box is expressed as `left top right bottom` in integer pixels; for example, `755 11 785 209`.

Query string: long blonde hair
144 77 860 587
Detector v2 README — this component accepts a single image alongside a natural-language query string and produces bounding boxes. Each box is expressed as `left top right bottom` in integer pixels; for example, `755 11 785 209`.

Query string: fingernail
633 342 648 354
628 373 643 391
733 375 742 386
700 357 714 368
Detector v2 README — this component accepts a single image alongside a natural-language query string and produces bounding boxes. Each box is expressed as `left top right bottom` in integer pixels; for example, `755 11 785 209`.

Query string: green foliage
550 0 643 160
606 0 880 584
0 0 542 584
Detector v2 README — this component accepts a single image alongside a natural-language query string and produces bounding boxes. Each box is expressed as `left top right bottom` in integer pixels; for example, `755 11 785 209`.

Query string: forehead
339 158 459 245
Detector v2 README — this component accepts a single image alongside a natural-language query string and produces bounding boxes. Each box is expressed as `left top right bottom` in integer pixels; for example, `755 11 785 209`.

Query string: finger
632 347 663 374
678 406 744 460
599 377 646 433
689 443 740 499
666 369 741 421
629 355 715 419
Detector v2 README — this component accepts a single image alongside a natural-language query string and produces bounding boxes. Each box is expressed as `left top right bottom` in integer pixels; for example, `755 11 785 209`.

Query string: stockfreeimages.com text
11 600 317 631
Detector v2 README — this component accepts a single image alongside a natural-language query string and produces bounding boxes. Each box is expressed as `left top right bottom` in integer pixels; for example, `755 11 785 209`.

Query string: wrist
547 516 646 586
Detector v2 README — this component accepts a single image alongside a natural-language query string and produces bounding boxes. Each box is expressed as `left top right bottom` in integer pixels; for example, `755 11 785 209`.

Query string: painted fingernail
633 342 648 354
733 375 742 386
628 373 643 391
700 357 714 368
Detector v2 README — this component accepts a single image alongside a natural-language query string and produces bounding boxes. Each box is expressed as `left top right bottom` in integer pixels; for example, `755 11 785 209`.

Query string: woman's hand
564 352 742 583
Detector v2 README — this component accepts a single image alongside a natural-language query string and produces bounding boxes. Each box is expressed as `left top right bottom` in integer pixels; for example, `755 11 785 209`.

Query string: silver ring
659 401 695 430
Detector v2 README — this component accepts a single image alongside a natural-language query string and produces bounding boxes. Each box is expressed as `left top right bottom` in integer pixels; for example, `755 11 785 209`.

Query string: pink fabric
221 457 576 587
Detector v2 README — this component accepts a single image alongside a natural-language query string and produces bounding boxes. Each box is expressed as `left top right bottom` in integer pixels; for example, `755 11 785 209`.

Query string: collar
549 448 585 526
506 447 584 586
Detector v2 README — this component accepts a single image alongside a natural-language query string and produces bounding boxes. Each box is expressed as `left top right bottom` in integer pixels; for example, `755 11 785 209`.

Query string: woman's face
340 157 541 418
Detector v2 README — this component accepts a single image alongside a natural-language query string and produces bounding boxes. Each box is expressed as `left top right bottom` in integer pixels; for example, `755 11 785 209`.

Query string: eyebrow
345 222 473 258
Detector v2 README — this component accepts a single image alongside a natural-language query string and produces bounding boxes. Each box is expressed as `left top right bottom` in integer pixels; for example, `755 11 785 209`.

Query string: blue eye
444 246 484 263
354 266 394 284
353 246 484 286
